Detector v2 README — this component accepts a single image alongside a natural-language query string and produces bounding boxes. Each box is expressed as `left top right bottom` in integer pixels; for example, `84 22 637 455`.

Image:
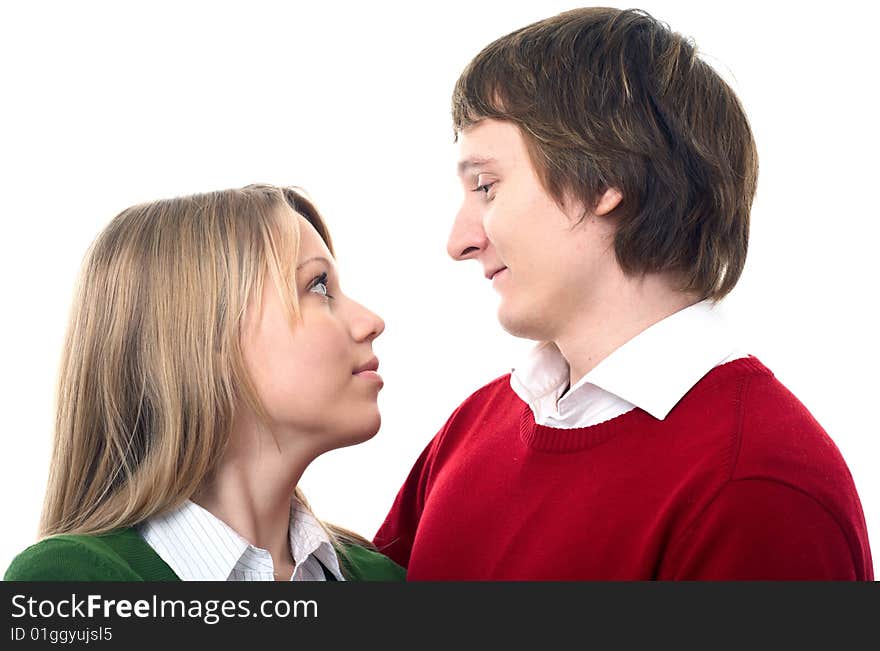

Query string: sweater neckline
98 528 181 580
518 356 770 453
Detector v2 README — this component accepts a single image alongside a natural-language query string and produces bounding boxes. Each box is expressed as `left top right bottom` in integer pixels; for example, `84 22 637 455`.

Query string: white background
1 1 877 577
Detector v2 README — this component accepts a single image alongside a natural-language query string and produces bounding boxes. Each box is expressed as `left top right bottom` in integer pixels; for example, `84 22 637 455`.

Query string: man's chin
496 305 545 341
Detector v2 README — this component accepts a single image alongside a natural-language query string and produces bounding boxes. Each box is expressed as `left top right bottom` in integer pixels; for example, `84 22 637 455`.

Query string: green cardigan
4 528 404 581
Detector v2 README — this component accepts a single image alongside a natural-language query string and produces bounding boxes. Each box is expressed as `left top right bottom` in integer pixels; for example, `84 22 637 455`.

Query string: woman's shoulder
4 528 175 581
339 543 406 581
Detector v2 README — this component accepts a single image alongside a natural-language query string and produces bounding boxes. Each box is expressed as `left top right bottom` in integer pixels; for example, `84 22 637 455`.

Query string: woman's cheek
295 323 350 385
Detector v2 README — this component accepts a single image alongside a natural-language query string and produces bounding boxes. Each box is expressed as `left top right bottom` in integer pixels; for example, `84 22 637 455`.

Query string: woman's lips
353 357 382 385
354 369 384 387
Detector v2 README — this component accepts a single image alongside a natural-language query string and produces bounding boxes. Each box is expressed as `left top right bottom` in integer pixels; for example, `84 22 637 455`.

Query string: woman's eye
309 281 329 296
307 272 333 300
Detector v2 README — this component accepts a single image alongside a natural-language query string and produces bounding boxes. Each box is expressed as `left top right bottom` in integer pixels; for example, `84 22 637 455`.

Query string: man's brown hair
452 7 758 300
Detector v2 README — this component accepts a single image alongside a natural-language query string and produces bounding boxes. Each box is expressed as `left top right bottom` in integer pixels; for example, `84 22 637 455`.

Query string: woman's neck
192 411 315 579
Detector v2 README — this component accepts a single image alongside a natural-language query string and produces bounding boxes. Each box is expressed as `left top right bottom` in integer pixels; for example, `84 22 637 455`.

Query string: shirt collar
511 300 738 422
289 500 344 580
138 498 344 581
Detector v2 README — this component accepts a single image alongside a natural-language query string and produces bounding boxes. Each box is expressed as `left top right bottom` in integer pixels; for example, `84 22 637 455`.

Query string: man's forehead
456 119 523 175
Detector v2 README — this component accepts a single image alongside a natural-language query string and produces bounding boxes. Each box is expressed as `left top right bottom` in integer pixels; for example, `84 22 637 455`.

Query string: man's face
449 118 619 343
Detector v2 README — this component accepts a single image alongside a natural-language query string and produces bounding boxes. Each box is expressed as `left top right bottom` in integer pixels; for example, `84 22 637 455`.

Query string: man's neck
555 274 700 387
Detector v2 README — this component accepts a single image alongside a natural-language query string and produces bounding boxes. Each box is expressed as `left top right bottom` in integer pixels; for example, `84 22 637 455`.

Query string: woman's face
241 213 385 453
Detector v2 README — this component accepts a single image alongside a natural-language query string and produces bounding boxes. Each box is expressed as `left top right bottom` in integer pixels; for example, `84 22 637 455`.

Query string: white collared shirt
137 499 345 581
510 300 748 428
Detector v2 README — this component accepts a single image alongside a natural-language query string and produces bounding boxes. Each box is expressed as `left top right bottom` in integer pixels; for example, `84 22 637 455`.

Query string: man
374 7 872 579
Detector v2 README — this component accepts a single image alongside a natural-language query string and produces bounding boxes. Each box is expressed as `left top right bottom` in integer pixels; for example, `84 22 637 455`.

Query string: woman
5 184 403 581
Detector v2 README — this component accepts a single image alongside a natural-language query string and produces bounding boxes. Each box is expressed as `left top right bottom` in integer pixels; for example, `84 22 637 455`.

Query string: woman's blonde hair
40 184 369 549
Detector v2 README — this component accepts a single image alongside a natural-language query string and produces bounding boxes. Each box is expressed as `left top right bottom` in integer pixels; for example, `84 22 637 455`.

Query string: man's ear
594 187 623 216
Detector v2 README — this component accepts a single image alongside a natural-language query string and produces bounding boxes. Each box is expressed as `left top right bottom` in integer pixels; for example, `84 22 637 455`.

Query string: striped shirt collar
137 498 344 581
511 299 741 424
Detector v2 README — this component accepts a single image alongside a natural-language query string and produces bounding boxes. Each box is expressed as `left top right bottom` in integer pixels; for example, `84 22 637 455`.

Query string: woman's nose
351 302 385 342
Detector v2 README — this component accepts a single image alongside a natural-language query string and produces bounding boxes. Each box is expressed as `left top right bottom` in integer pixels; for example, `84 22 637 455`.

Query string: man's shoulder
690 355 822 439
421 372 521 450
677 356 856 492
457 372 518 409
439 372 521 424
735 357 837 455
724 358 860 506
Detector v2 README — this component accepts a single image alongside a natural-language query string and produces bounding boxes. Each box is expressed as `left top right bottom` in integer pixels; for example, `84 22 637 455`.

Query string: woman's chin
333 412 382 450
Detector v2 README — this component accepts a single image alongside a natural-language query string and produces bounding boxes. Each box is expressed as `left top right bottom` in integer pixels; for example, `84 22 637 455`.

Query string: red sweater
374 357 873 580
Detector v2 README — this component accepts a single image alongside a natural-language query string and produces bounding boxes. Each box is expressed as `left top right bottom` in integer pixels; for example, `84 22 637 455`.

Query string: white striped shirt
511 300 749 428
137 499 344 581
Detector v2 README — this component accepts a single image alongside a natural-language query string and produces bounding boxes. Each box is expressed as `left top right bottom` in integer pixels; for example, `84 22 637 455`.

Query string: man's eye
474 182 495 197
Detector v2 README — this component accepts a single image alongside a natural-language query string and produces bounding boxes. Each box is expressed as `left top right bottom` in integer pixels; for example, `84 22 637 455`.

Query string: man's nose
447 203 488 261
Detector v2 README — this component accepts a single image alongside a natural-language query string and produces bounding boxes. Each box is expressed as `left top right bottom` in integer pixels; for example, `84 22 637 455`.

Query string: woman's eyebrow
295 256 332 271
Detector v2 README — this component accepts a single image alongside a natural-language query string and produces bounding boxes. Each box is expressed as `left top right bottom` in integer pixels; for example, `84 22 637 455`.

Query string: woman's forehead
295 213 333 261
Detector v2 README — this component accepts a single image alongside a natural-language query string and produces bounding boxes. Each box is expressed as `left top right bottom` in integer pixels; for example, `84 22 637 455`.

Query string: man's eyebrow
295 256 332 271
457 157 497 176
